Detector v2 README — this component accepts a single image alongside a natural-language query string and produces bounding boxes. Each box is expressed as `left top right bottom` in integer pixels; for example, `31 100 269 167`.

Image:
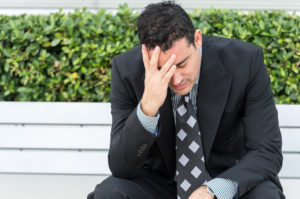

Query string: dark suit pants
87 169 177 199
88 170 284 199
240 180 285 199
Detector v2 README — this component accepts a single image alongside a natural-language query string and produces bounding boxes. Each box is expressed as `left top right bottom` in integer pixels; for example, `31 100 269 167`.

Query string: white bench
0 102 299 199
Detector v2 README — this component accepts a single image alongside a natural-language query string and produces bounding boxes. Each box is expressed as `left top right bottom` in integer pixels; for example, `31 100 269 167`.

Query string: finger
141 44 150 71
149 46 160 73
160 54 176 77
162 64 176 85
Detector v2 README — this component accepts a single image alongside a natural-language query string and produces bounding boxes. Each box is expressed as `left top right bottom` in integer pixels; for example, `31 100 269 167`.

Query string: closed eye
176 63 187 68
175 55 190 68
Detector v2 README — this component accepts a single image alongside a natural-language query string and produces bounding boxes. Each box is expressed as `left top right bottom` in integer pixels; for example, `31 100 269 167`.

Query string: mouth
173 81 188 90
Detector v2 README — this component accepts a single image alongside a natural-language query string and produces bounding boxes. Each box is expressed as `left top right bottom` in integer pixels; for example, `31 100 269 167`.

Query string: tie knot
184 95 190 103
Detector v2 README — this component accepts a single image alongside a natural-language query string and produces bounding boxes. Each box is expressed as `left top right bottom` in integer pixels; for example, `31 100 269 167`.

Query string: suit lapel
156 90 176 175
197 42 232 163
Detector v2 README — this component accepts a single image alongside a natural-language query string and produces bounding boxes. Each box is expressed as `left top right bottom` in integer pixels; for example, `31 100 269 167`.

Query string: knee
88 176 131 199
241 180 284 199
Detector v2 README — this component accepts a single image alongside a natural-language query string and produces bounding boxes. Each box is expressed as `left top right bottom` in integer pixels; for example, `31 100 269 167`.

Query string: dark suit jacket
108 35 283 197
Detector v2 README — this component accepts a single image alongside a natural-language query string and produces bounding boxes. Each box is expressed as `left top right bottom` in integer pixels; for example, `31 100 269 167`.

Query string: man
88 1 284 199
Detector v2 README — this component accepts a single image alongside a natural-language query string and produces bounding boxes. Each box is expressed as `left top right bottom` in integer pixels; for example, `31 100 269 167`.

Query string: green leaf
51 38 61 47
4 62 9 72
259 20 265 30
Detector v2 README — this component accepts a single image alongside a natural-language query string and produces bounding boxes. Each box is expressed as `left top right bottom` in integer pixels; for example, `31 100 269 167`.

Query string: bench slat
1 103 299 127
280 153 300 178
0 149 298 177
0 125 110 150
0 102 111 125
0 150 110 175
281 128 300 152
1 124 298 152
277 105 300 127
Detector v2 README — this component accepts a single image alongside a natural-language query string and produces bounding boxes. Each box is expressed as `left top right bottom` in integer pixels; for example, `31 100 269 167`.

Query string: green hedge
0 5 299 103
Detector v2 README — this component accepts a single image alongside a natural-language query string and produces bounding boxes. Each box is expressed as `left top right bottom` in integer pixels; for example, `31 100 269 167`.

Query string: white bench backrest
0 102 299 178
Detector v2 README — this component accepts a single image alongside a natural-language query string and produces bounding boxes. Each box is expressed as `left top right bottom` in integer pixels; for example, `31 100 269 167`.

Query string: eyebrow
175 55 190 66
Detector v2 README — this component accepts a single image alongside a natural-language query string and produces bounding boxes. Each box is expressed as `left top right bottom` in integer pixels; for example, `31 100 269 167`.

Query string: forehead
148 38 192 66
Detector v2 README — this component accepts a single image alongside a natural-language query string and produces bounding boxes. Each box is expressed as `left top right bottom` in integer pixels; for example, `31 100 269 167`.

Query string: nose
171 69 183 86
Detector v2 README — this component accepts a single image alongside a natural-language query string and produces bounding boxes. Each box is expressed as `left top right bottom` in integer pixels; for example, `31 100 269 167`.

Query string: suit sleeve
216 47 283 197
108 57 156 179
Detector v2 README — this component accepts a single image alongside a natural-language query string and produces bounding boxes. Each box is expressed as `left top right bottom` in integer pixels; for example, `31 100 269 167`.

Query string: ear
194 29 202 48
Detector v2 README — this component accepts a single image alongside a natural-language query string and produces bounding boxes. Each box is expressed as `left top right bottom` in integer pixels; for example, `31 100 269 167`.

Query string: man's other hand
189 186 214 199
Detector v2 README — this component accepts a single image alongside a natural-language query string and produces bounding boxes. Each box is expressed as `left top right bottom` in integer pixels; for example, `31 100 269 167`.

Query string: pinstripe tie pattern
175 95 207 199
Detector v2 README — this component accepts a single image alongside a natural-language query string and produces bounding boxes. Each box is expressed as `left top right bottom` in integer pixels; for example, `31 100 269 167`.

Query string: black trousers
88 170 284 199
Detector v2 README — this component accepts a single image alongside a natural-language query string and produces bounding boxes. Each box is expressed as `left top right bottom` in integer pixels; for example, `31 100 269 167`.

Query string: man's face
148 30 202 95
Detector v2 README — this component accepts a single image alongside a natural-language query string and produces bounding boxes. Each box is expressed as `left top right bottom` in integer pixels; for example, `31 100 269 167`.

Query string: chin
170 85 192 96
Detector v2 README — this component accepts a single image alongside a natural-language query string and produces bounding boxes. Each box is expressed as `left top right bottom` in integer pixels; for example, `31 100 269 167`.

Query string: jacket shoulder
112 45 144 78
203 34 261 54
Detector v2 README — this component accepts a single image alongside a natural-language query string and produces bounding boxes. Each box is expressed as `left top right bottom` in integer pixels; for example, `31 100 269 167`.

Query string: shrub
0 5 299 103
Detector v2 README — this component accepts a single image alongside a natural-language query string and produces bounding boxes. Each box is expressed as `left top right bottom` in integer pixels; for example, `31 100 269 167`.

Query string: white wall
0 0 299 10
0 0 299 15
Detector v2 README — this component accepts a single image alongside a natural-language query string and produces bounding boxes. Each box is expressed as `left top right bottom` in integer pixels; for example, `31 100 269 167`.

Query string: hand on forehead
148 47 174 68
147 39 191 68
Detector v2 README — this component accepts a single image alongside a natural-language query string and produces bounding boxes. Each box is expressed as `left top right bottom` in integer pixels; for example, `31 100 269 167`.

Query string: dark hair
137 1 196 51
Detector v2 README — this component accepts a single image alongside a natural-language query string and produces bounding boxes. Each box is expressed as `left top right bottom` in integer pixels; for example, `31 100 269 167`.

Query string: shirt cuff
136 102 160 135
204 178 238 199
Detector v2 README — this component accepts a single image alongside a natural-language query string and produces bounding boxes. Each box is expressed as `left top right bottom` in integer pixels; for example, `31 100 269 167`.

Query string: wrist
206 186 215 197
140 98 159 117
